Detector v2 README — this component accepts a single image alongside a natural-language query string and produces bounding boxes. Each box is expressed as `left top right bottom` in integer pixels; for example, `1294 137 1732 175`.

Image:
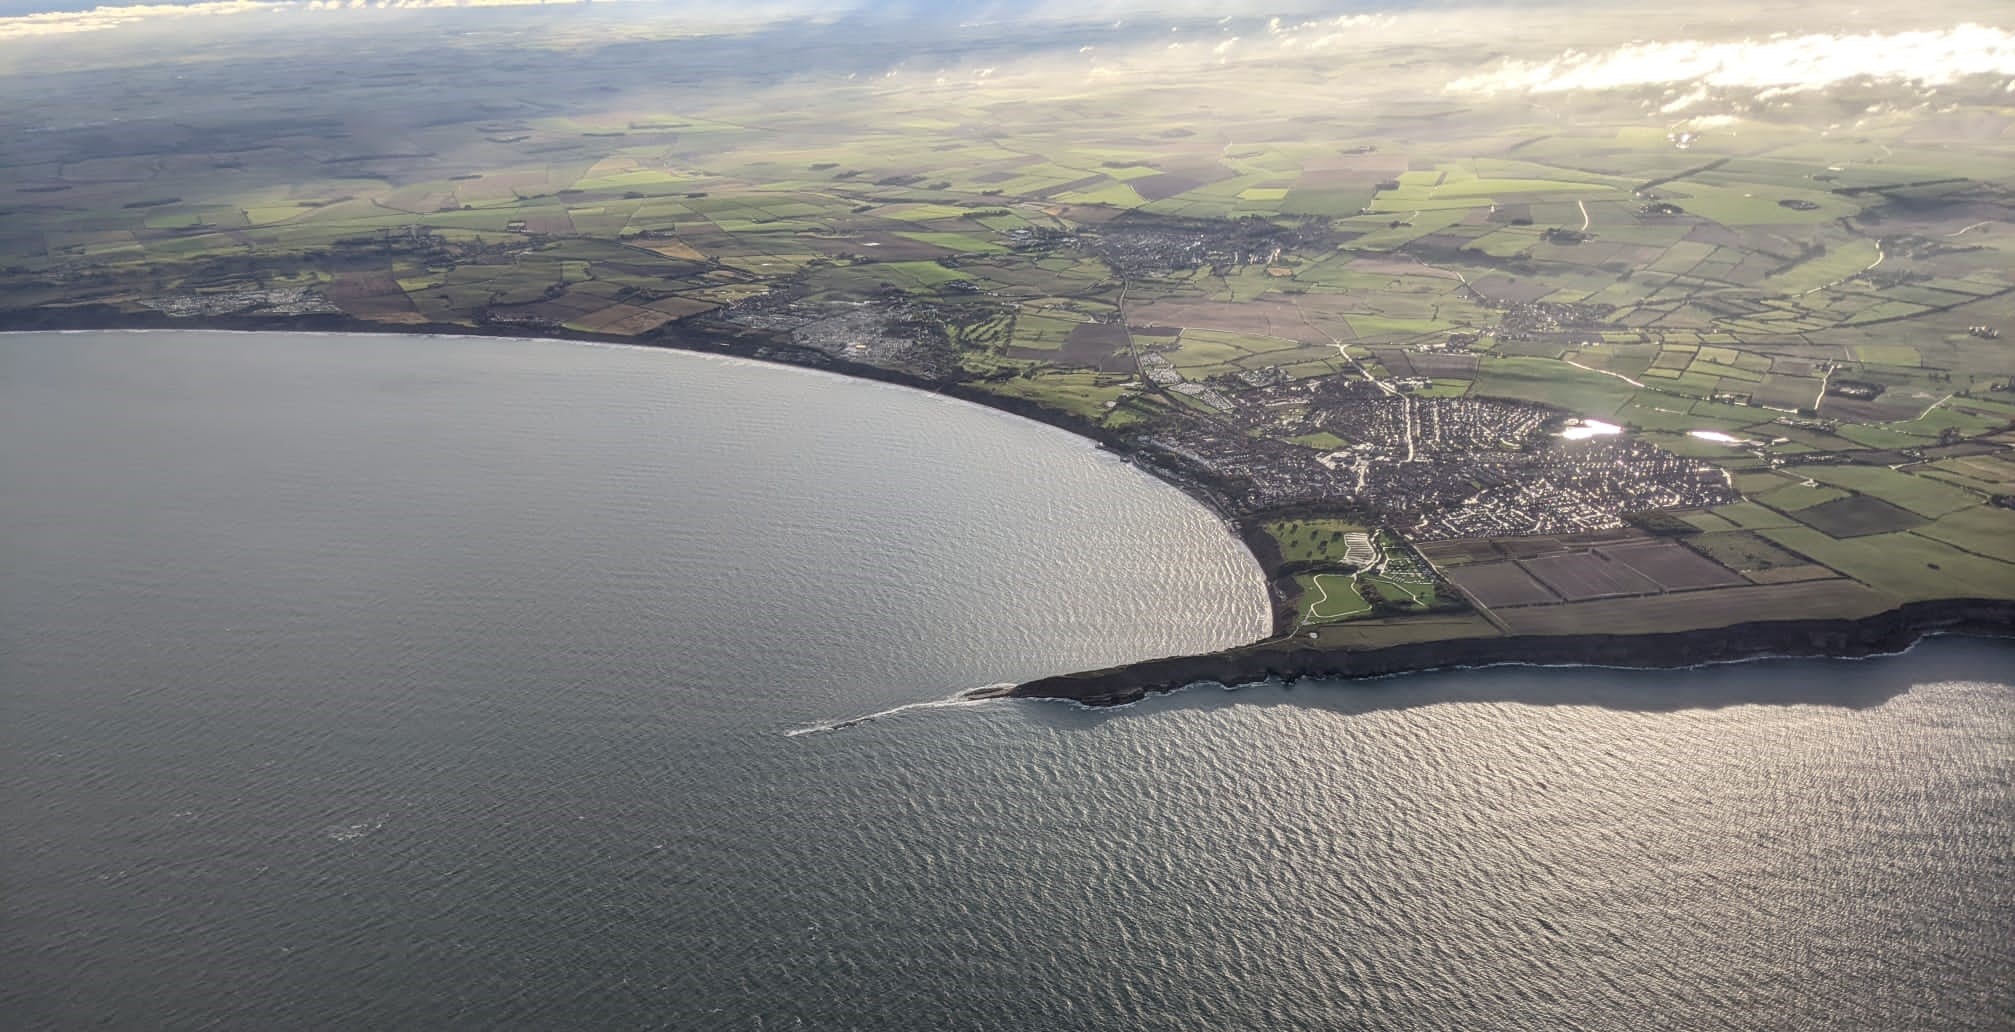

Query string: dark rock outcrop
1014 599 2015 707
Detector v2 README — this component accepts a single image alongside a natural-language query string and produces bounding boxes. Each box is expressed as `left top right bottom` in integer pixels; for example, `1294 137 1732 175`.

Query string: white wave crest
784 683 1014 737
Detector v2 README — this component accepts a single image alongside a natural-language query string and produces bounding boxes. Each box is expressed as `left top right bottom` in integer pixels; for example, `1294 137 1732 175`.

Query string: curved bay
1 331 2008 1031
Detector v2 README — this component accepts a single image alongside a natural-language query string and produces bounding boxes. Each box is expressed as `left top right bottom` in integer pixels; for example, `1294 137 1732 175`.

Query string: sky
0 0 1385 20
2 0 2013 115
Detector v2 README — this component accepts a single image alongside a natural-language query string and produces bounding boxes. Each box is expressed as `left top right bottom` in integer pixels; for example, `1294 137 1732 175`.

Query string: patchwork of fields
3 9 2010 643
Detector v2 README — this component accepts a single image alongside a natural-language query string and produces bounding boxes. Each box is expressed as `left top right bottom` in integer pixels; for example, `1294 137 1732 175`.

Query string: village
1134 375 1737 540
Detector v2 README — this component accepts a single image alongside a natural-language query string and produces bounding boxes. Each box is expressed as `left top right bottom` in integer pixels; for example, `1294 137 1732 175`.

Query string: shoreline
15 315 2013 698
1011 598 2015 706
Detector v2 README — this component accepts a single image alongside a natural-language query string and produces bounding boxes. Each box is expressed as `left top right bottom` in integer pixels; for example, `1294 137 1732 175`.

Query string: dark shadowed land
1010 598 2015 706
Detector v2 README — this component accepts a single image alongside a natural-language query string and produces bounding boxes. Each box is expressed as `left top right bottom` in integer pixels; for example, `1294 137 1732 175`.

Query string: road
1800 241 1885 297
1301 573 1372 625
1561 356 1648 389
1291 298 1417 462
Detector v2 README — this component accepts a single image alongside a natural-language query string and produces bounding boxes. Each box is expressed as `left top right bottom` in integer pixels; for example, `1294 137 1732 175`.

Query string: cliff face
1014 599 2015 707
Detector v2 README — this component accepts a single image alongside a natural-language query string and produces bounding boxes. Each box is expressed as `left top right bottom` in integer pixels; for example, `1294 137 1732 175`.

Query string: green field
1471 357 1638 417
1267 520 1371 565
1794 466 1983 519
1287 431 1351 450
1916 506 2015 564
1760 527 2015 600
1298 573 1374 622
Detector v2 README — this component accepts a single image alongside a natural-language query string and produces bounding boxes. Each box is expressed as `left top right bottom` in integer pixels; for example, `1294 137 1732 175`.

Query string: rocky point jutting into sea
1014 599 2015 707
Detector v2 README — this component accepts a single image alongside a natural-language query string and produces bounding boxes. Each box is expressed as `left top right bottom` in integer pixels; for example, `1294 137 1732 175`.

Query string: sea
3 330 2009 1031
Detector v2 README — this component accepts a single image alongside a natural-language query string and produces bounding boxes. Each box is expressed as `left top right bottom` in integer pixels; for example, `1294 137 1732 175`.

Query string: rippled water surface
3 331 2010 1030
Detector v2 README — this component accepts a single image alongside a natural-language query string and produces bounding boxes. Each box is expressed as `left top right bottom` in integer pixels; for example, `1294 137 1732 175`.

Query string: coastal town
1124 379 1737 541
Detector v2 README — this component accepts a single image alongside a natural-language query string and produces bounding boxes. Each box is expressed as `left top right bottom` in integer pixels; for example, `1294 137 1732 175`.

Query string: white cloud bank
1450 23 2015 97
0 0 763 41
0 0 282 39
0 0 1379 46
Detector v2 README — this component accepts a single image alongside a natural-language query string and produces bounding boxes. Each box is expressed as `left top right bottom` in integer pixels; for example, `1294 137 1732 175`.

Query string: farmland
2 4 2011 651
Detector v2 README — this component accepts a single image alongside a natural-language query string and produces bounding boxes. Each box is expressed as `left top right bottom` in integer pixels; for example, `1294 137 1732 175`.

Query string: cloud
0 0 1352 41
0 0 1380 45
0 0 812 40
1657 85 1708 113
0 0 284 39
1449 23 2015 97
1270 12 1392 51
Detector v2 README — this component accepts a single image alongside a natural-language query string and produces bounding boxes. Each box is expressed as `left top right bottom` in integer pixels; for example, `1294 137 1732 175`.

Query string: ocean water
2 330 2009 1030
